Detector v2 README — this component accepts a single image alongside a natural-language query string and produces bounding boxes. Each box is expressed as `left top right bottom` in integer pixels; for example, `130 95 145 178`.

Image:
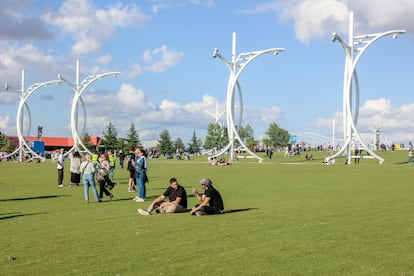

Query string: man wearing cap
190 177 224 216
137 178 187 215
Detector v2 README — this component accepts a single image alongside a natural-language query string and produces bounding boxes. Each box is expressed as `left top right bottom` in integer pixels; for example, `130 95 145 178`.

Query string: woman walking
97 153 114 201
80 153 101 203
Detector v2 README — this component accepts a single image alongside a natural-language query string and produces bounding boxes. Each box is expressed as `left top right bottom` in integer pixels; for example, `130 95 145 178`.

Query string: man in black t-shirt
138 178 187 215
190 177 224 216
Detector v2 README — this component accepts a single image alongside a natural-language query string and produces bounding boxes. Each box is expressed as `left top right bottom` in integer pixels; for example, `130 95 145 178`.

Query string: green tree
81 131 93 151
126 123 140 150
0 132 13 152
264 122 290 148
117 137 128 152
187 130 202 155
102 121 118 151
204 123 227 150
157 129 174 156
173 137 185 153
239 125 254 141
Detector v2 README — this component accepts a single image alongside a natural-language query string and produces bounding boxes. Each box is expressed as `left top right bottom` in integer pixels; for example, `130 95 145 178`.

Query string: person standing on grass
138 177 187 215
190 177 224 216
131 148 148 202
108 150 116 180
119 149 125 169
69 151 82 187
57 148 65 187
127 147 136 192
80 153 101 203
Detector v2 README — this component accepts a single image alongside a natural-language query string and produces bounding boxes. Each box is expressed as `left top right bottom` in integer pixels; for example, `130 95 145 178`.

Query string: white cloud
314 98 414 144
116 83 157 112
246 0 414 43
43 0 151 56
151 0 215 15
0 115 10 130
0 43 62 86
73 84 284 144
126 45 184 78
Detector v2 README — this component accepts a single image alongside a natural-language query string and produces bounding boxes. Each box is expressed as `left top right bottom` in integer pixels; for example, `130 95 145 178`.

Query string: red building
7 135 102 152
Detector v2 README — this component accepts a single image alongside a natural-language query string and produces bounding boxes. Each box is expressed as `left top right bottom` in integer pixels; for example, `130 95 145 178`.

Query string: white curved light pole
59 60 120 155
328 11 405 165
3 70 62 162
212 32 284 163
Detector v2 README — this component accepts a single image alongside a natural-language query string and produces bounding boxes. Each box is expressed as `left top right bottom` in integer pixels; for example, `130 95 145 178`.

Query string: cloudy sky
0 0 413 148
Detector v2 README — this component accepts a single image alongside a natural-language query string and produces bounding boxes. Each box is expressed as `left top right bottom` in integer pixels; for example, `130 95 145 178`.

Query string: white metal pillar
328 11 405 164
211 32 284 163
58 60 120 155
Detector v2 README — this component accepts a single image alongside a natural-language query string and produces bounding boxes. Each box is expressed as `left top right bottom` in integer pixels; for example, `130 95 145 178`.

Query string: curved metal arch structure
0 99 32 161
2 70 62 162
211 32 284 163
327 11 405 165
59 60 120 156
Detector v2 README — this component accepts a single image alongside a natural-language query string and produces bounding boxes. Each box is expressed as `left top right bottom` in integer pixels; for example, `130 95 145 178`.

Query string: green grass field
1 150 413 275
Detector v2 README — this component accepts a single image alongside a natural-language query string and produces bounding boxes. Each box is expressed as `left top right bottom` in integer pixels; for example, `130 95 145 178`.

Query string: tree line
0 122 290 155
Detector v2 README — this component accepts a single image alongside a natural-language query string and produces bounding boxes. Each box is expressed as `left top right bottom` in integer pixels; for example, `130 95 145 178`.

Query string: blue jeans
135 171 146 199
83 173 99 201
109 167 115 180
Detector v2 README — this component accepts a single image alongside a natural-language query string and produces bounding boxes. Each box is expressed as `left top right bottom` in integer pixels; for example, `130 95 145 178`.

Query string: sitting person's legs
199 205 221 215
160 204 186 213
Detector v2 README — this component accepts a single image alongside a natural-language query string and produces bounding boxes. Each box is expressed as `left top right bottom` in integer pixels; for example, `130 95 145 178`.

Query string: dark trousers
98 180 111 198
57 169 64 185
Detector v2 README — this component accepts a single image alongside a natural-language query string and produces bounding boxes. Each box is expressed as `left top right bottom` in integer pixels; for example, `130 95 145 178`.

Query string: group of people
138 177 224 216
208 156 231 166
56 147 224 215
56 148 116 203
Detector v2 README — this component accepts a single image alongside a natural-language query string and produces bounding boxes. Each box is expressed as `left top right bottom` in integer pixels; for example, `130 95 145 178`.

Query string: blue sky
0 0 413 148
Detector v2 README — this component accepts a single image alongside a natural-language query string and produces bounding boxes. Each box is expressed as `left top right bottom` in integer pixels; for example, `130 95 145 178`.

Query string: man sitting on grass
138 178 187 215
190 177 224 216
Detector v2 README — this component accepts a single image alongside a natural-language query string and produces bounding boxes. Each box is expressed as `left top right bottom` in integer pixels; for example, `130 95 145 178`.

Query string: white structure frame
59 60 120 155
2 70 62 162
327 11 405 165
211 32 284 163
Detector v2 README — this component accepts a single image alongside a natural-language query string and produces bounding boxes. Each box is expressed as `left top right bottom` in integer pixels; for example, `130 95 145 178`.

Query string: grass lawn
1 150 414 275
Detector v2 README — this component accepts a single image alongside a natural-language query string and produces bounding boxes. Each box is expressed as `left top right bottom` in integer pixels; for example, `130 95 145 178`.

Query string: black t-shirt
163 185 187 208
127 152 135 171
205 186 224 211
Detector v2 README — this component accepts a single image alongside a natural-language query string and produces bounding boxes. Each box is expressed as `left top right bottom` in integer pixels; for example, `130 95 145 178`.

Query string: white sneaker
138 208 150 216
58 185 64 187
135 197 145 202
132 196 139 201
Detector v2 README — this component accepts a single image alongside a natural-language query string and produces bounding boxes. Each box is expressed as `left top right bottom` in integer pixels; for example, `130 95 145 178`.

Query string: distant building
6 135 102 152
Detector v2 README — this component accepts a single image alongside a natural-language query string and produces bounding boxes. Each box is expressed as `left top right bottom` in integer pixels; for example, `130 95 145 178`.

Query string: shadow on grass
0 212 48 220
183 208 257 214
223 208 257 214
0 195 68 202
111 195 159 202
